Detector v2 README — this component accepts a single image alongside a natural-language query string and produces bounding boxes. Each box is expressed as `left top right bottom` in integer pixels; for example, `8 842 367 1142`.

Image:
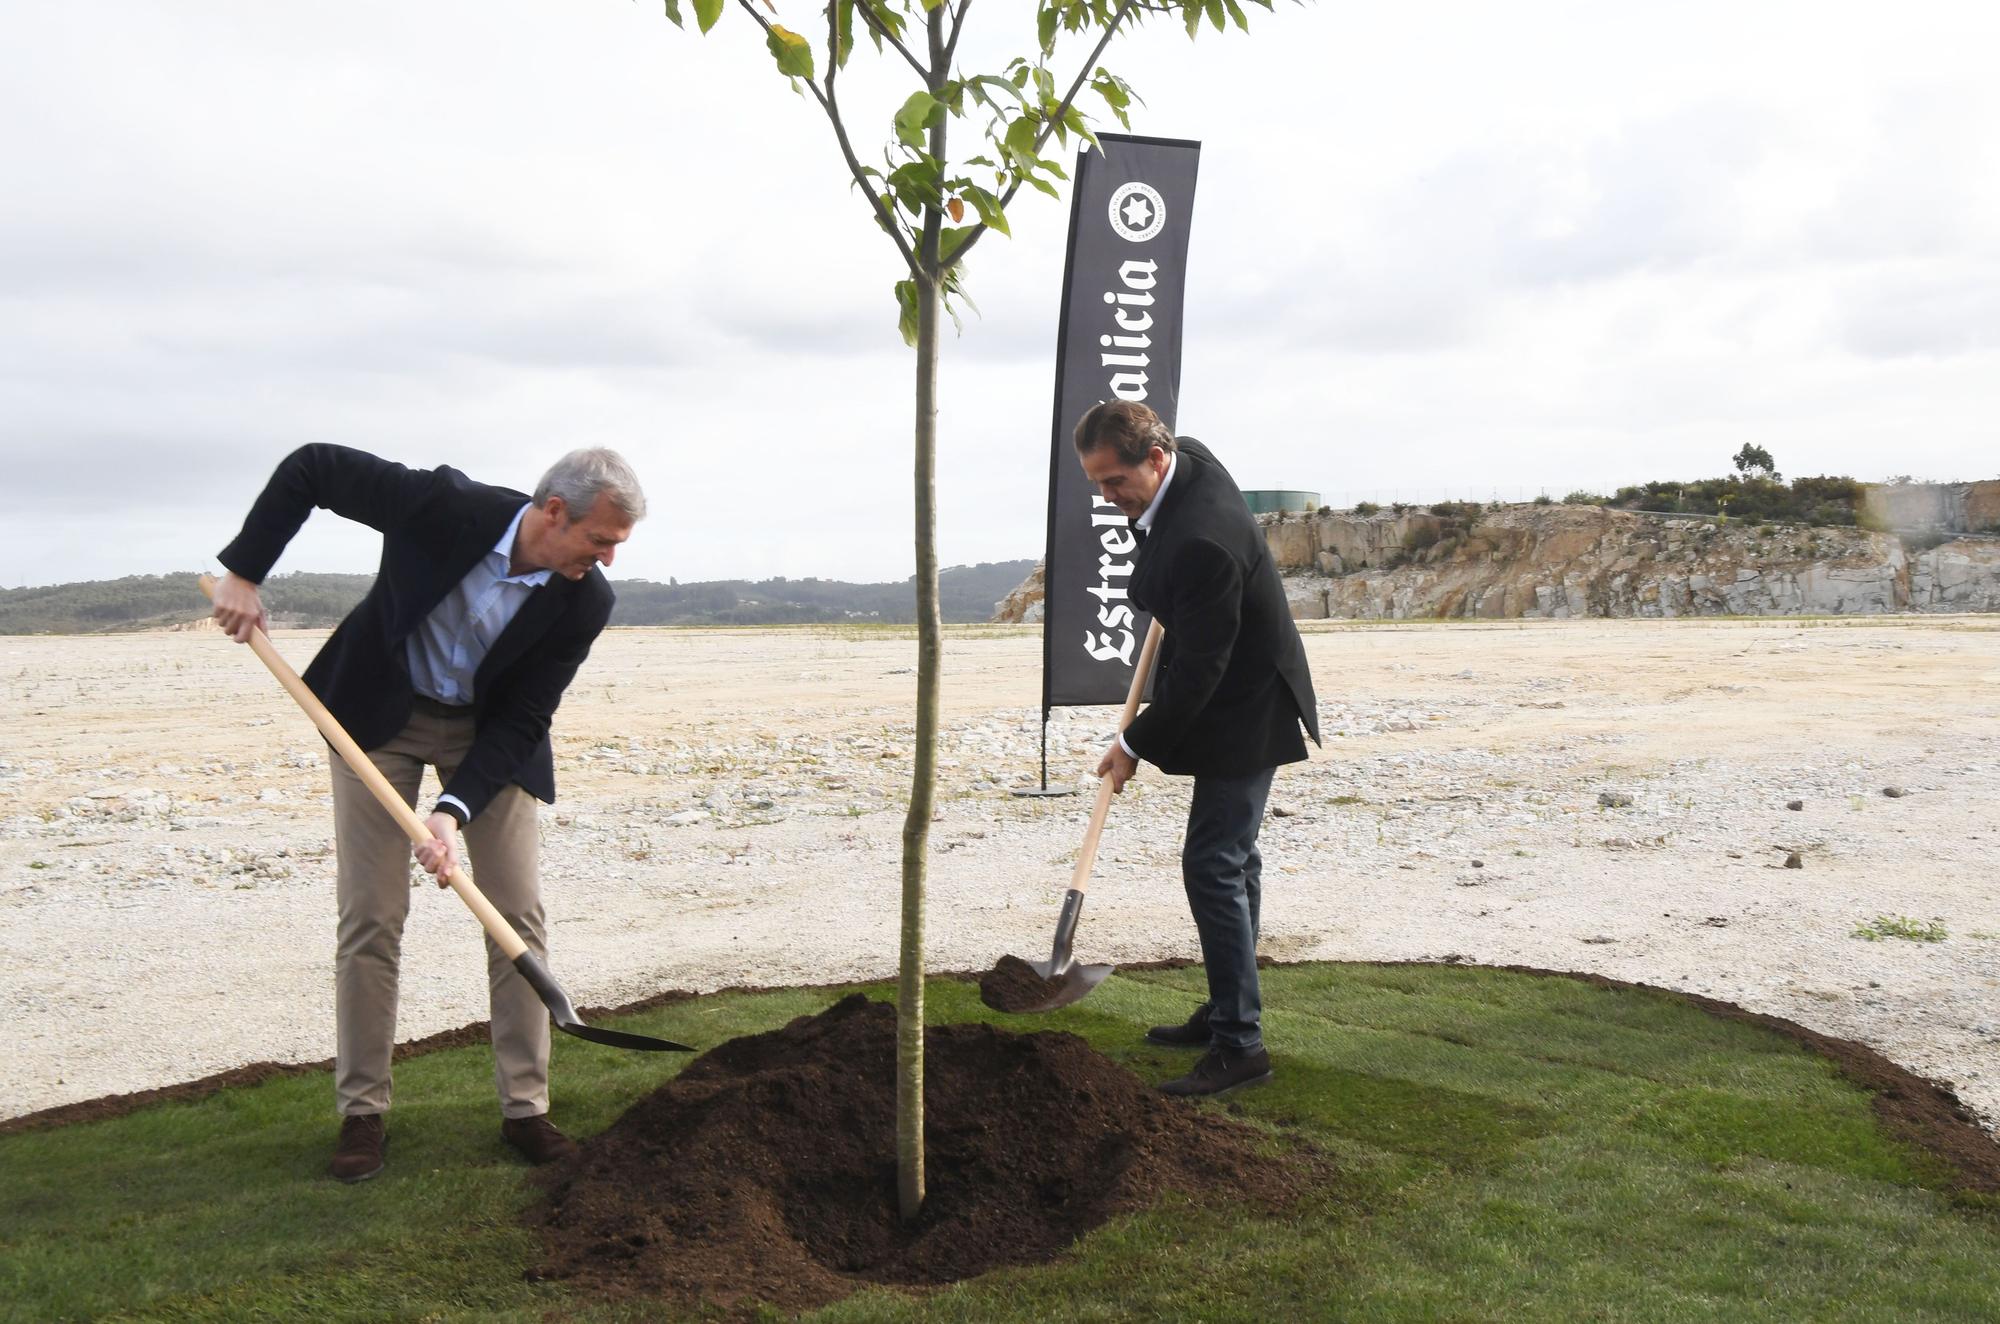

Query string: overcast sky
5 1 1997 588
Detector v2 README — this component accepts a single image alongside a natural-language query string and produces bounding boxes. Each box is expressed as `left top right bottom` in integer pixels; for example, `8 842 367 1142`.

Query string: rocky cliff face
1274 505 2000 620
991 504 2000 623
1862 479 2000 533
1262 510 1445 576
990 510 1446 624
993 567 1045 624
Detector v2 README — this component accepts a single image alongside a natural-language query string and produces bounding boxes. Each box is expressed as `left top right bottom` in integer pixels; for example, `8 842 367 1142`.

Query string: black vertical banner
1041 133 1200 708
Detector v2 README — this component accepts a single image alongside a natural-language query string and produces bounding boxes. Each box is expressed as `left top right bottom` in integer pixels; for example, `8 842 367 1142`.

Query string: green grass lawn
3 964 1995 1322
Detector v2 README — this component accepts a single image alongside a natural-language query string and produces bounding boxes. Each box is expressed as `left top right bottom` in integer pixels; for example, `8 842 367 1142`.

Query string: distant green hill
0 562 1037 634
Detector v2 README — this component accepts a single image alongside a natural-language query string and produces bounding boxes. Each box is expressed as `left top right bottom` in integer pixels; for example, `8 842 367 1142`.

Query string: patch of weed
1851 915 1948 943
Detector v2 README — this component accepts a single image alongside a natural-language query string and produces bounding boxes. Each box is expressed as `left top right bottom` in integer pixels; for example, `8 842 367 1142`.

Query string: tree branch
1017 0 1135 198
826 11 923 277
730 0 834 116
854 0 931 82
730 0 922 277
941 0 971 76
944 0 1139 272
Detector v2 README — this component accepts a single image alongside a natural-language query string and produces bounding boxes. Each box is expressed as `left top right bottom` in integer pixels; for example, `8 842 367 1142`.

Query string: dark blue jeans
1183 766 1277 1052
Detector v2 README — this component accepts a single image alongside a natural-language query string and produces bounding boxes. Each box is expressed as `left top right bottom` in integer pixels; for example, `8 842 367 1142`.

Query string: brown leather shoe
501 1114 579 1165
330 1114 386 1183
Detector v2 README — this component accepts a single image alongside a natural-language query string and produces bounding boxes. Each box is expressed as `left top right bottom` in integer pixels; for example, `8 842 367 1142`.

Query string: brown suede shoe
1144 1001 1214 1048
501 1114 579 1165
1159 1045 1274 1098
330 1114 386 1183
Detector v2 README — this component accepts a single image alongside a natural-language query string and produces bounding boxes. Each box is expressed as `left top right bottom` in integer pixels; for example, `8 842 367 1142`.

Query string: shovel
198 575 691 1053
1012 617 1165 1014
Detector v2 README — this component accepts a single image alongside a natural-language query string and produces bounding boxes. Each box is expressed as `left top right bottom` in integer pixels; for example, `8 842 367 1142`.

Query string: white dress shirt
1118 451 1177 759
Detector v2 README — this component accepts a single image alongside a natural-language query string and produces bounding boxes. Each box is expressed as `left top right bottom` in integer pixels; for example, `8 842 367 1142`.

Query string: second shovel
1006 618 1164 1014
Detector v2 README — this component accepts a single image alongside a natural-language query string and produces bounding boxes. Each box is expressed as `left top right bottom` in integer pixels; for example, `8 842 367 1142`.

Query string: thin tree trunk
897 268 940 1222
895 5 949 1227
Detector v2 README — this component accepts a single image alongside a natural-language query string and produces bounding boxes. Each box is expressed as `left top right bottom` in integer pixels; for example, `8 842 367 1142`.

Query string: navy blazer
219 444 614 823
1123 438 1320 778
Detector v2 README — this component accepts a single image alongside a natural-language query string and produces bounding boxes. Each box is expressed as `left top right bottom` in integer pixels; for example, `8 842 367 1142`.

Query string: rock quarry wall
1862 479 2000 534
993 571 1046 625
994 504 2000 623
1277 505 2000 620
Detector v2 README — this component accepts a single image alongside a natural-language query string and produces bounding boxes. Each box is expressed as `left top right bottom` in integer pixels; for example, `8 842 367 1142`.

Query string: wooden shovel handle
1067 617 1164 894
197 574 527 960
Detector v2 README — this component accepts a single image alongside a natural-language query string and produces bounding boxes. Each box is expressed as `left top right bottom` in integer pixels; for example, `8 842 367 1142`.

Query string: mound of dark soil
525 994 1317 1315
978 953 1067 1012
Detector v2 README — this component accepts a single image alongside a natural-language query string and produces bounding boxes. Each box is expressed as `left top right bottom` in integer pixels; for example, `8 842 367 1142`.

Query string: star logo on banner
1107 180 1167 243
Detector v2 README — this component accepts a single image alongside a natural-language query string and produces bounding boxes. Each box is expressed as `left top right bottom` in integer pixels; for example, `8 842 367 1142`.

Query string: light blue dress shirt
406 502 551 707
407 504 551 824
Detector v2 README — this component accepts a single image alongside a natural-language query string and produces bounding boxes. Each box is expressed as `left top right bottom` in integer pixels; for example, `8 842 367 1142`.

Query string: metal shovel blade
1018 957 1114 1013
514 951 693 1053
1010 888 1115 1014
555 1020 694 1053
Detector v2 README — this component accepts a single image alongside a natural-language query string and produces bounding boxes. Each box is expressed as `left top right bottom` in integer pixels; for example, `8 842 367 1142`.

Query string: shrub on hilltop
1605 474 1865 525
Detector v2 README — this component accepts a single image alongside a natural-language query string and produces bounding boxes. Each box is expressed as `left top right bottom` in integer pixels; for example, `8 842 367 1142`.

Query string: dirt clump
525 993 1318 1316
977 953 1068 1012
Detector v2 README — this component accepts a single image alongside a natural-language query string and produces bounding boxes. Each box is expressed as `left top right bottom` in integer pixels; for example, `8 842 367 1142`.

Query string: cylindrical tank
1241 489 1321 515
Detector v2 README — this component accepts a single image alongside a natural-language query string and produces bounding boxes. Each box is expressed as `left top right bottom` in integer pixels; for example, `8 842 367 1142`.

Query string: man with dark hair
210 444 643 1181
1074 400 1319 1096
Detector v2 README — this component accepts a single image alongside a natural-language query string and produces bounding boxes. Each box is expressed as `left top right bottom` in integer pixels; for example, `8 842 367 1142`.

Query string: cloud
5 0 2000 590
1838 267 2000 359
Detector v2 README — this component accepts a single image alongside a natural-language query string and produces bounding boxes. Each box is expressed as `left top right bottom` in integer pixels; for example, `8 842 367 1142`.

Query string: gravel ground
2 618 1995 1128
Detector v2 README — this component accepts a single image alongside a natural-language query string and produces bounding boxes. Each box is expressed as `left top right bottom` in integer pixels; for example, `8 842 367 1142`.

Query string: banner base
1010 786 1081 798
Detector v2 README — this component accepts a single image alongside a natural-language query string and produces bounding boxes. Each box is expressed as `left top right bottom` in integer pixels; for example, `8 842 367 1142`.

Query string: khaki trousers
328 707 549 1119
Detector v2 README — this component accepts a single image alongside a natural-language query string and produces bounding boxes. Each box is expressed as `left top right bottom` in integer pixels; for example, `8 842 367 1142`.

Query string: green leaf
939 224 978 262
1184 3 1203 38
1038 6 1059 54
1223 0 1251 31
968 74 1027 107
962 185 1011 237
895 279 920 347
1091 70 1133 130
939 264 978 333
894 91 939 150
1206 0 1227 33
765 24 814 79
834 0 856 68
942 264 979 313
861 0 905 44
1003 113 1039 160
887 157 944 212
661 0 684 29
693 0 724 34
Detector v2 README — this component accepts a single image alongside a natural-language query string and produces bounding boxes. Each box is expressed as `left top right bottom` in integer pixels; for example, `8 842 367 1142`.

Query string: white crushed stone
1 619 1994 1130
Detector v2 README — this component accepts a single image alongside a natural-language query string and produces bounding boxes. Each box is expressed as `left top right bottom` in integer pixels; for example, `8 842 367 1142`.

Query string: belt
411 693 475 719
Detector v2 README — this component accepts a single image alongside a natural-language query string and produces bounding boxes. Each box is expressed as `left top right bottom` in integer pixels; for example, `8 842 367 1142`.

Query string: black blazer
218 444 614 823
1123 438 1319 778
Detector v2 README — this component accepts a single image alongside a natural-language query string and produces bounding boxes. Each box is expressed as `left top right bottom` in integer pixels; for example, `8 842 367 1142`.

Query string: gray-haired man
211 444 643 1181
